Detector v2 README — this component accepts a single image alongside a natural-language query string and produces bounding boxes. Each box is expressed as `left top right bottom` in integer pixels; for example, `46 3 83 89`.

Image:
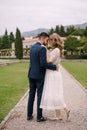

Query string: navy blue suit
27 42 56 119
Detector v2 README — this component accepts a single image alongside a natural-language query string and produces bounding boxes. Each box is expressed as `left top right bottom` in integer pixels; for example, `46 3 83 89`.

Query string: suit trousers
27 78 44 119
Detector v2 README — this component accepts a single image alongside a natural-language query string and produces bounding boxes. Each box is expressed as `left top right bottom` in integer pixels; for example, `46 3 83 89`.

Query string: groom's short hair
39 32 49 39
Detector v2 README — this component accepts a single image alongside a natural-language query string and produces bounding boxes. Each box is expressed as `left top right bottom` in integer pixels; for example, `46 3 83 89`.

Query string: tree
84 43 87 52
48 27 54 35
9 32 14 46
66 26 75 36
59 25 66 36
84 27 87 37
0 37 3 50
64 36 80 55
15 28 23 59
80 37 87 53
55 25 60 34
2 29 10 49
72 28 84 36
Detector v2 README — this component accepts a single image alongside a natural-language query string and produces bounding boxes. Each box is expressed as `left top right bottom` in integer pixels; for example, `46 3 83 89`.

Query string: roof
22 38 39 43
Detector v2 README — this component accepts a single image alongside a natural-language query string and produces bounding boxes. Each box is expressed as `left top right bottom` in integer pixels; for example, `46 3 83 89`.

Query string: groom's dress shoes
27 115 33 121
37 116 47 122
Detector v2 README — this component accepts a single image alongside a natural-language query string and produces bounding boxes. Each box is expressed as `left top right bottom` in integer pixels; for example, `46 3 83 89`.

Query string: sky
0 0 87 35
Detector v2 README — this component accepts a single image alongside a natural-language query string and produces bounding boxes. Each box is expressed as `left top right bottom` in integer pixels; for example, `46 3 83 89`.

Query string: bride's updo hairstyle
49 33 63 58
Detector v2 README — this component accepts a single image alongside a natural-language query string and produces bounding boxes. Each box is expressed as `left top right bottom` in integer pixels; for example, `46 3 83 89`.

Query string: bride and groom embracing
27 32 70 122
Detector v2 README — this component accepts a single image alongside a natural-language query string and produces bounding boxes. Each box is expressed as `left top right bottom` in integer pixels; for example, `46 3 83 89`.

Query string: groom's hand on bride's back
56 65 59 71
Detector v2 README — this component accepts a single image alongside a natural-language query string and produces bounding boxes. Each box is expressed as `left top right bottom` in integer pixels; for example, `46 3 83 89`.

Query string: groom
27 32 57 122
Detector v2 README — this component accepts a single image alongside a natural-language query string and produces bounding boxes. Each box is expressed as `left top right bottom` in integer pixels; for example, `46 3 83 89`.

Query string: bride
40 33 70 120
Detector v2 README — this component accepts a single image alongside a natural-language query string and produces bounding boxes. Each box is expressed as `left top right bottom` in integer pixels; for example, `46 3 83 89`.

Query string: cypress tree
15 28 23 59
55 25 60 34
2 29 10 49
84 27 87 36
48 27 54 35
59 25 65 36
9 32 14 46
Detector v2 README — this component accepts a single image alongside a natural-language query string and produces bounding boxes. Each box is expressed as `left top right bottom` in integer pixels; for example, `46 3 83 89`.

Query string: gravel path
0 66 87 130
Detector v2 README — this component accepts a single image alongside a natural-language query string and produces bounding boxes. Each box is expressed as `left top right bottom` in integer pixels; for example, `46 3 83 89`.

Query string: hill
22 22 87 38
74 22 87 29
64 22 87 31
22 28 49 38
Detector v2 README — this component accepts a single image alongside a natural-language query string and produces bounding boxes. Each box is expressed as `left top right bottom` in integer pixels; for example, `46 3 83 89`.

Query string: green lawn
0 61 87 123
0 63 29 123
61 61 87 89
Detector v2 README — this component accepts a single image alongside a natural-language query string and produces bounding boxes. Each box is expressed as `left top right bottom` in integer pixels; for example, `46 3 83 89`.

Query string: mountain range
22 22 87 38
22 28 49 38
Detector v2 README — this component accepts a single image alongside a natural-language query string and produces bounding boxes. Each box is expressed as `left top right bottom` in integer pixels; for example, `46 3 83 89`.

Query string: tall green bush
15 28 23 59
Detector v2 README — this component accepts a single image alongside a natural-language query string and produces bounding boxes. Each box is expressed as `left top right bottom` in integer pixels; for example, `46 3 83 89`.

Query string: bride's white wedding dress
40 48 66 110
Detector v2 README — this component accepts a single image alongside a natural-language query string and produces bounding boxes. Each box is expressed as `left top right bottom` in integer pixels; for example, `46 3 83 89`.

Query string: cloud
0 0 87 35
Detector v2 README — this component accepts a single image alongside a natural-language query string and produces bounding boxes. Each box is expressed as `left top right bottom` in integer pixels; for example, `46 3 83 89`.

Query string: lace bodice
47 48 60 65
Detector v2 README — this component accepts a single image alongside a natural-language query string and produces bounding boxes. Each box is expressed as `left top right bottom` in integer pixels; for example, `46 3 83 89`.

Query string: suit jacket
28 42 56 79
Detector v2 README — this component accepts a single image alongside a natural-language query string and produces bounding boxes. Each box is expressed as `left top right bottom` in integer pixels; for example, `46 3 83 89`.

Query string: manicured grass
61 61 87 89
0 63 29 122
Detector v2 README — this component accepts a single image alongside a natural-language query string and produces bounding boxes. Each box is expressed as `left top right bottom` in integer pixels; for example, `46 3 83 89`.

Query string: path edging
0 90 28 130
